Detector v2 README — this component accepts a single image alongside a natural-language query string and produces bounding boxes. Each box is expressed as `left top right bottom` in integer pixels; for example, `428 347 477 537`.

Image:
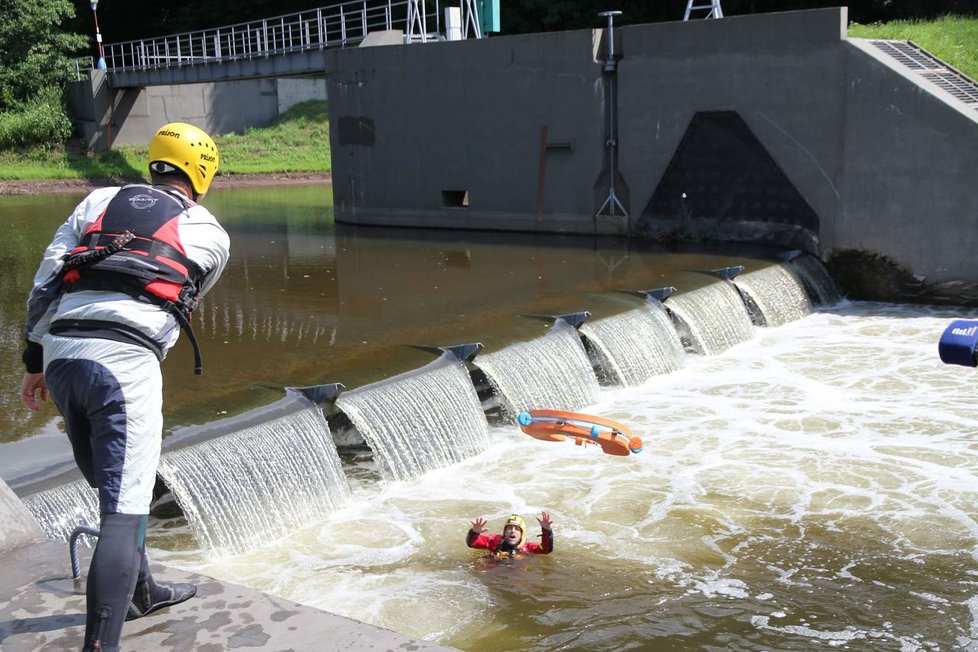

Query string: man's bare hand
21 372 48 412
537 511 553 531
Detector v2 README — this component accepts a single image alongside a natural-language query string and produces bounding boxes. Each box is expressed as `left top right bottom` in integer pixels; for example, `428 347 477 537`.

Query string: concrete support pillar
66 69 116 152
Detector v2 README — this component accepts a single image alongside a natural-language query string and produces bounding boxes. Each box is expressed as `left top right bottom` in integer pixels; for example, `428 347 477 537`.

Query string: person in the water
467 512 553 555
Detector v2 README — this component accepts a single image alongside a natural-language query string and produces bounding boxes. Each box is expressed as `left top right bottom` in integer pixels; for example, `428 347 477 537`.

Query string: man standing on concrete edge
19 122 230 651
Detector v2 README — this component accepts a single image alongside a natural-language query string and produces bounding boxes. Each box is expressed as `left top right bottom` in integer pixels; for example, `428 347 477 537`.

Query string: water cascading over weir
156 391 350 556
22 479 99 543
732 263 814 327
579 300 686 386
787 255 844 306
16 255 844 559
335 352 491 482
665 278 756 356
475 319 601 417
21 389 353 557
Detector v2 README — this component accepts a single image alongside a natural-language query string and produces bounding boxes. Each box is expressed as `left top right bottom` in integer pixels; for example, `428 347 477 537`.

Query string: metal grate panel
871 40 978 109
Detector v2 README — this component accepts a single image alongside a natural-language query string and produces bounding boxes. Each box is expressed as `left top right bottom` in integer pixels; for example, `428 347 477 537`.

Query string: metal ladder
683 0 724 20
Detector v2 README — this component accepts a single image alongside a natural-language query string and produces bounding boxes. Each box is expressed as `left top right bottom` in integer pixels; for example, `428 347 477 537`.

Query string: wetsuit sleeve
23 189 114 365
466 531 501 551
522 529 553 555
539 527 553 554
186 205 230 298
196 232 229 298
22 341 44 374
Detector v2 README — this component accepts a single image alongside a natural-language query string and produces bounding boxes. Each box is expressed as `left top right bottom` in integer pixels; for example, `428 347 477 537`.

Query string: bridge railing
103 0 439 72
72 56 94 80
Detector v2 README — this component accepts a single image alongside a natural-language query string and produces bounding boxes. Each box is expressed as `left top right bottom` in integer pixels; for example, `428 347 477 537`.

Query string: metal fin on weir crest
695 265 745 281
291 382 346 405
619 286 677 304
406 342 485 363
518 311 592 330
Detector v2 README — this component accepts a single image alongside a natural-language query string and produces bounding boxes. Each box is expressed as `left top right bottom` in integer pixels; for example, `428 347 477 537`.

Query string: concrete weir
0 477 451 651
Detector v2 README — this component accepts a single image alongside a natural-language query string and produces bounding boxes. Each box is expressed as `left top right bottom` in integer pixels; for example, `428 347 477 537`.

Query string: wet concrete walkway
0 480 453 652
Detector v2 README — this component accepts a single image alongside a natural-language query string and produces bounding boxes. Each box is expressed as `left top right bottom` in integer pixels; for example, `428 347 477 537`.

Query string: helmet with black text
148 122 219 198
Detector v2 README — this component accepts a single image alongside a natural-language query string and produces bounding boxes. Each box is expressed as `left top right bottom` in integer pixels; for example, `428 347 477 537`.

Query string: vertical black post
596 10 627 219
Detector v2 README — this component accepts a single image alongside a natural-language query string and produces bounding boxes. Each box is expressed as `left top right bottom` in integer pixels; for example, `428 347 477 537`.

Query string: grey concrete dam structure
324 7 978 296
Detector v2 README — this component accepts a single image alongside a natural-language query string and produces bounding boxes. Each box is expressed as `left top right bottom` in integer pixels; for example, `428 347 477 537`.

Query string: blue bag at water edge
938 320 978 367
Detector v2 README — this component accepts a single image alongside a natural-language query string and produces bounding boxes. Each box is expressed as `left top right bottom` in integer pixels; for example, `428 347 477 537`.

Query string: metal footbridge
102 0 491 87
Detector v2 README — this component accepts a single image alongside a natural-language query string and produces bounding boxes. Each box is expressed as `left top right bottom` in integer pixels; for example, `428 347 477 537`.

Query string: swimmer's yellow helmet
503 514 526 547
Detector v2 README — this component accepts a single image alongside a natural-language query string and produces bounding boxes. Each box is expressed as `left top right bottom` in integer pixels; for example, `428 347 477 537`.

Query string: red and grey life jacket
58 184 206 373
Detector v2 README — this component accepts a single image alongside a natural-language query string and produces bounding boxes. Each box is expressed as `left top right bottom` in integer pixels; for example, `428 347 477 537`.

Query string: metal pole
595 10 627 219
90 1 106 70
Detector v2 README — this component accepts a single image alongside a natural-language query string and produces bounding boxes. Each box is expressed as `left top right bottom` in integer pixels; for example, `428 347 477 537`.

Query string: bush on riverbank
0 100 330 181
0 90 73 150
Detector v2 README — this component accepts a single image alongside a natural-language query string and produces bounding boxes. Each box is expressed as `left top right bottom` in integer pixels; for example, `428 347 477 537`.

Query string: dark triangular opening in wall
638 111 819 252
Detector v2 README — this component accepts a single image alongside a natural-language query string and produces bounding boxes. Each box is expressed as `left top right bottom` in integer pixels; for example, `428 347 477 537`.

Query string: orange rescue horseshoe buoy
517 409 643 456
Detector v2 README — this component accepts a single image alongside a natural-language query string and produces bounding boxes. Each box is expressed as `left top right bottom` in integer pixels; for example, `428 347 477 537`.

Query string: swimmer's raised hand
471 517 488 534
537 511 553 531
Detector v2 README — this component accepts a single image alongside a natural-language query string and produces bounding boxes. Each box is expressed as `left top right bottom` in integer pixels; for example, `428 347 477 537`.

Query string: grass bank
0 100 329 181
848 15 978 80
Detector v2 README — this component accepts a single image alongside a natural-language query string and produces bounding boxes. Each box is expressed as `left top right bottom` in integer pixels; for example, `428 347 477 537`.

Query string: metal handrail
103 0 440 73
69 524 101 579
73 56 94 78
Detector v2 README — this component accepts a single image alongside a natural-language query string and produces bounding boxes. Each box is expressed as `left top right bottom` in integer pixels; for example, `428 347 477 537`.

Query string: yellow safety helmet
503 514 526 547
148 122 219 197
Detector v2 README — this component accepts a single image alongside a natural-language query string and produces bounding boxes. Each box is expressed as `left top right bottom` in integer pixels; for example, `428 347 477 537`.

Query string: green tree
0 0 87 147
0 0 88 109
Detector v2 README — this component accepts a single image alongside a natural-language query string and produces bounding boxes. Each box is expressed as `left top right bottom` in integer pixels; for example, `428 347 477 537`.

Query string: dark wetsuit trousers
45 336 164 652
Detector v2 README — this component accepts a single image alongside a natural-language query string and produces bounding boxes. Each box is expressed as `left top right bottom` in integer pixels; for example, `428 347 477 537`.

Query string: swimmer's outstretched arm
536 511 554 554
467 517 489 548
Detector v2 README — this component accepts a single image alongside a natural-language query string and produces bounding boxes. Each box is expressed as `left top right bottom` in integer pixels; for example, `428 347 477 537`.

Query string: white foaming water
157 403 350 557
335 354 491 482
666 281 755 355
733 263 813 327
23 478 99 542
579 303 686 386
155 302 978 651
475 320 600 415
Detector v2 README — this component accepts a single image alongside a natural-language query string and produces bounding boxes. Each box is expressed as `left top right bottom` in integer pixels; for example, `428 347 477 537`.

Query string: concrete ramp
0 476 44 553
0 475 451 651
0 541 454 651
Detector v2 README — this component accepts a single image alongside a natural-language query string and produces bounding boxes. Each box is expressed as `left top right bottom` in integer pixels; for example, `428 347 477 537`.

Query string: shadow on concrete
0 612 86 645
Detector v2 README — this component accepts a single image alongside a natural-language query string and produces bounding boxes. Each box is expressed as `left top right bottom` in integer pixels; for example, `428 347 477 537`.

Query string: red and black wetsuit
466 529 554 555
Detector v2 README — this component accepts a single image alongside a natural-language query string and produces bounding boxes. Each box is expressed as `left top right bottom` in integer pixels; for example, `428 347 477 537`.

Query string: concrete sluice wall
325 7 978 300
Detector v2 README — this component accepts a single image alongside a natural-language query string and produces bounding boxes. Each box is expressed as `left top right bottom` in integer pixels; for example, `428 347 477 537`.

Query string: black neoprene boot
126 576 197 621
